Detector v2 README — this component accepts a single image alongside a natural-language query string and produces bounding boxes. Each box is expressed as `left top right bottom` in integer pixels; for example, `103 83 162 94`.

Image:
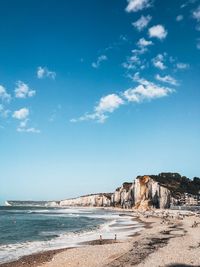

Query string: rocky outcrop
60 193 111 207
111 182 134 208
134 176 171 210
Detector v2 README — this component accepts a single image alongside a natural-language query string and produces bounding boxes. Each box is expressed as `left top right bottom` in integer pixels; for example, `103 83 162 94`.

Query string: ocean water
0 206 143 264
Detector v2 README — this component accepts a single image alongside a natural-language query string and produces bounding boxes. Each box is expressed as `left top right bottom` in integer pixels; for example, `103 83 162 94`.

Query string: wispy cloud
132 15 152 31
155 74 179 86
148 25 168 40
176 15 184 21
12 108 29 120
137 38 153 47
37 66 56 79
193 6 200 21
181 0 198 8
123 83 172 103
49 104 62 122
126 0 153 13
0 104 10 118
12 109 40 133
71 94 124 123
95 94 124 113
72 73 174 123
122 39 151 71
17 125 40 133
15 81 36 99
0 85 11 102
192 6 200 30
176 62 190 69
92 55 107 68
152 54 167 70
122 54 142 70
124 72 174 102
17 119 40 133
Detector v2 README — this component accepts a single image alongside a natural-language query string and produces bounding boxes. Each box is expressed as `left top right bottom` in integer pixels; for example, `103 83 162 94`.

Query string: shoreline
1 209 200 267
0 208 144 267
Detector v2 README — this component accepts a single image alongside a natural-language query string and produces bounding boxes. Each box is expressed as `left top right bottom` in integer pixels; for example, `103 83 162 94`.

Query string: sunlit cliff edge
6 173 200 210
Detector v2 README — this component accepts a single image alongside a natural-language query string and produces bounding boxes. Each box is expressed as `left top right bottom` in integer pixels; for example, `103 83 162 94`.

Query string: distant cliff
60 173 200 210
6 173 200 210
5 200 60 207
60 193 112 207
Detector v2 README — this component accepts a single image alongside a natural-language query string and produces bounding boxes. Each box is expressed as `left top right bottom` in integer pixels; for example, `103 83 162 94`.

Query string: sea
0 205 143 264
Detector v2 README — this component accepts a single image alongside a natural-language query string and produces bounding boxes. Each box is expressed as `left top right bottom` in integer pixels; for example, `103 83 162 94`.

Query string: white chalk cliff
59 173 200 210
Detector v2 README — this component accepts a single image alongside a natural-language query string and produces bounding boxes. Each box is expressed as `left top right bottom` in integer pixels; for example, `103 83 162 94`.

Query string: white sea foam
0 208 143 264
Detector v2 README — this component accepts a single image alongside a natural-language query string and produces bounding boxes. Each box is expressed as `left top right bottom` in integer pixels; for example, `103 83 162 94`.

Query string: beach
1 209 200 267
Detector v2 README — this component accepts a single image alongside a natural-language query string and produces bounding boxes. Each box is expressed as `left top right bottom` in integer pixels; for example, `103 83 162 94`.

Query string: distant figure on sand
99 235 102 244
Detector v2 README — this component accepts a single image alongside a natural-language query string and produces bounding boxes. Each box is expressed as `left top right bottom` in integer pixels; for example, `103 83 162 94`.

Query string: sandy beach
1 209 200 267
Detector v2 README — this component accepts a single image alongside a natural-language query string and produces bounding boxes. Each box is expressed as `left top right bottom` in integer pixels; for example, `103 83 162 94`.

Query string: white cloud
122 62 136 70
193 6 200 21
19 119 29 128
181 0 198 8
12 108 29 120
176 15 184 21
132 15 152 31
122 51 144 70
95 94 124 113
137 38 153 47
16 118 40 133
71 94 124 123
148 25 168 40
37 66 56 79
152 54 167 70
176 62 190 69
92 55 107 68
123 84 172 102
153 61 166 69
131 47 148 55
17 127 40 133
130 55 141 64
71 74 174 123
0 85 11 102
15 81 36 98
126 0 152 12
124 74 173 102
155 74 179 86
71 113 108 124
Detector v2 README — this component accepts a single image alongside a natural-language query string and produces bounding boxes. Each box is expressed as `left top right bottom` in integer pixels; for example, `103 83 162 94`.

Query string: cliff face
111 182 134 208
60 193 111 207
134 176 171 210
59 173 200 209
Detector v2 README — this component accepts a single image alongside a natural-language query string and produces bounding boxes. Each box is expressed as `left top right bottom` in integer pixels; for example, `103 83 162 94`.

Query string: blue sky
0 0 200 203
